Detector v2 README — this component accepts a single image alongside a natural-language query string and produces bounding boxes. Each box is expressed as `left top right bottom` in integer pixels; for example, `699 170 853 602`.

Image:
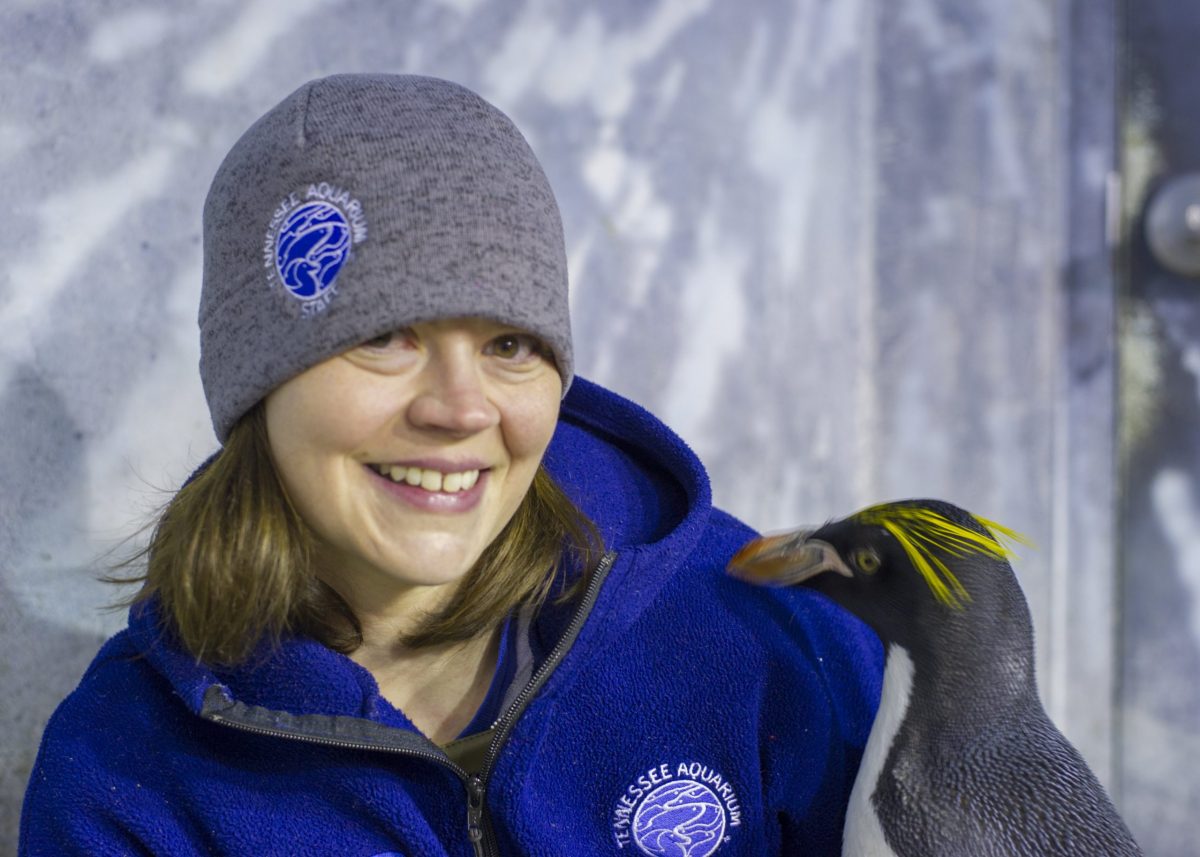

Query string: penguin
728 498 1142 857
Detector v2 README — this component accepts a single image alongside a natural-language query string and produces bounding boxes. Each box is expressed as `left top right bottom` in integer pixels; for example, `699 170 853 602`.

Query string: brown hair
119 403 603 665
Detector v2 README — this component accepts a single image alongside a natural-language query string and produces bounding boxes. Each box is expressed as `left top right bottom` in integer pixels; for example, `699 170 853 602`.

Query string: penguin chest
843 644 915 857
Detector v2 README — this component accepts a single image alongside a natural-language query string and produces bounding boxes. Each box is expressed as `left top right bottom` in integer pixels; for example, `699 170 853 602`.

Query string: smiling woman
136 318 594 683
265 320 566 632
20 74 882 857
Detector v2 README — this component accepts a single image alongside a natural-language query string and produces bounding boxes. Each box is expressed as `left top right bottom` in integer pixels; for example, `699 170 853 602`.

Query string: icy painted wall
0 0 1160 850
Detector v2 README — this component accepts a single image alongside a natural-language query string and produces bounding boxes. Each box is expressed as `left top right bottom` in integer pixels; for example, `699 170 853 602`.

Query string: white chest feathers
843 644 914 857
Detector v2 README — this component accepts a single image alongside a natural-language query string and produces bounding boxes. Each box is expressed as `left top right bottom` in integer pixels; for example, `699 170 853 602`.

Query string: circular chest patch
275 201 352 300
612 762 741 856
632 780 726 857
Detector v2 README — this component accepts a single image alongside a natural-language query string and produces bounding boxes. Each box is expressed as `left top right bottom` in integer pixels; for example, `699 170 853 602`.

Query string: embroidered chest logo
612 761 741 856
263 181 368 316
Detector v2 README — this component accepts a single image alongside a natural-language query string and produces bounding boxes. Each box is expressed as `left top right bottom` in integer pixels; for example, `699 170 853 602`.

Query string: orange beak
727 531 854 586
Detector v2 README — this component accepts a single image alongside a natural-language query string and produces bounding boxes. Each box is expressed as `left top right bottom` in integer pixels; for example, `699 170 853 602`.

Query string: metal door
1119 2 1200 852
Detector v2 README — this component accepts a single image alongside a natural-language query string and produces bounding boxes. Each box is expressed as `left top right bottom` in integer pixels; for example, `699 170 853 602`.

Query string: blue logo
263 182 368 316
613 762 739 856
632 780 726 857
275 202 352 300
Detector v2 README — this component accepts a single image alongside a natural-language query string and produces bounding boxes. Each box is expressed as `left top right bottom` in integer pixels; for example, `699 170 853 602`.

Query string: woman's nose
405 357 500 436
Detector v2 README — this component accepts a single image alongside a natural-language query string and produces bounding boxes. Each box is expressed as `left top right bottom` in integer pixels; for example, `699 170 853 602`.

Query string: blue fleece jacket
20 377 882 857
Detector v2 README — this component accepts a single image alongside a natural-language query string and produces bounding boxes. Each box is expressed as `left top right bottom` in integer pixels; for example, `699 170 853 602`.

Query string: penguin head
728 499 1027 646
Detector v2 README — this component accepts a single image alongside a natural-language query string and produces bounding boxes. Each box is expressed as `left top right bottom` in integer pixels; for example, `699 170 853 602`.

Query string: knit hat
199 74 572 442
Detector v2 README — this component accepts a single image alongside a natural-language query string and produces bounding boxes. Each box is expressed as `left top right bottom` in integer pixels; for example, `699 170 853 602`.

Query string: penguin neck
843 643 914 856
884 587 1040 729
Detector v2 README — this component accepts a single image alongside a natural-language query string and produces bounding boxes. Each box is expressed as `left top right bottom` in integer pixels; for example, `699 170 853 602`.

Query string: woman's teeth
371 464 481 493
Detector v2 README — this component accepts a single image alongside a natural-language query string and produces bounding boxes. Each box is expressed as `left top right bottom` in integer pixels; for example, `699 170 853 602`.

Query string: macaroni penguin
728 498 1141 857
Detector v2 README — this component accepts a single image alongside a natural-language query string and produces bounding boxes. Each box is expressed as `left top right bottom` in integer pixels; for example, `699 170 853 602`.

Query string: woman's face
265 317 562 614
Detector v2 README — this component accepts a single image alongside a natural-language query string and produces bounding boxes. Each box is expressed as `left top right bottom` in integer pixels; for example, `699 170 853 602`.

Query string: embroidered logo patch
612 761 741 856
263 182 368 316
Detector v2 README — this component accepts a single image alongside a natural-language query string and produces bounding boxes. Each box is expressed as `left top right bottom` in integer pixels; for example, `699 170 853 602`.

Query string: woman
21 74 882 857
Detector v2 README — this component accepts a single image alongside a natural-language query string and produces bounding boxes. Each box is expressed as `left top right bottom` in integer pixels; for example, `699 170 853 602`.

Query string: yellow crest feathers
851 504 1030 608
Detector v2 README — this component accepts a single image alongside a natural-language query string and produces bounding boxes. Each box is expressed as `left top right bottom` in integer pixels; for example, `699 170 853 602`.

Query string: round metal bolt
1146 173 1200 277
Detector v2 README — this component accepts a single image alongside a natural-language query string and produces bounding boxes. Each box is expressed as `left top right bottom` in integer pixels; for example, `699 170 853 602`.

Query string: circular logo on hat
632 780 726 857
263 182 368 316
275 202 351 300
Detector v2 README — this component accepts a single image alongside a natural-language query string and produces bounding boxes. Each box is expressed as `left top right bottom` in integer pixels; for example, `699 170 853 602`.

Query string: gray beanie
199 74 572 442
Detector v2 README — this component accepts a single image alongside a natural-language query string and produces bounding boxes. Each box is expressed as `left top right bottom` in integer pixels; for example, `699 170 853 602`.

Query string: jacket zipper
204 550 617 857
468 551 617 855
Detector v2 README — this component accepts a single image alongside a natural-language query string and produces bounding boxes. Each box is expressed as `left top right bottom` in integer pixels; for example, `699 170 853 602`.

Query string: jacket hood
130 376 718 719
546 375 709 554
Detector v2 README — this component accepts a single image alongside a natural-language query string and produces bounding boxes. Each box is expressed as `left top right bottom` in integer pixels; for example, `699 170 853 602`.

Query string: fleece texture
20 378 882 857
200 74 572 442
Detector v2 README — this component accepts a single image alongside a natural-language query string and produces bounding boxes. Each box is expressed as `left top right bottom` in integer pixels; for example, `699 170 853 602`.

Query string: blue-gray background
1 0 1193 854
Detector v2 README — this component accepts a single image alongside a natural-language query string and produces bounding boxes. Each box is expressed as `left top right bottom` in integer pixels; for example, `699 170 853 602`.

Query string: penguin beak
727 531 854 586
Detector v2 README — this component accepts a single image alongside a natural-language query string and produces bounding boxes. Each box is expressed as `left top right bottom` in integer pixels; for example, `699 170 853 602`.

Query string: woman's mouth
367 463 483 494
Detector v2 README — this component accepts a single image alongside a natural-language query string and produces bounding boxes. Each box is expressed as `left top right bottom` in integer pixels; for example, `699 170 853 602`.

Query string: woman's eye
487 333 545 362
347 329 421 372
361 329 415 350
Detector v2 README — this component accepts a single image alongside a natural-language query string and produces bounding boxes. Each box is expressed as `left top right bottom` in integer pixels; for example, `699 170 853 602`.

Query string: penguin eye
854 548 881 574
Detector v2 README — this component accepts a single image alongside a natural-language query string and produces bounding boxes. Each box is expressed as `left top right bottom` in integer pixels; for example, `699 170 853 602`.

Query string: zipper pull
466 775 486 855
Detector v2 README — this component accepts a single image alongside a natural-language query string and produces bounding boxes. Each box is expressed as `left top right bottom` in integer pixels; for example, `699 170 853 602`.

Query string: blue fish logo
633 780 726 857
275 202 352 301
